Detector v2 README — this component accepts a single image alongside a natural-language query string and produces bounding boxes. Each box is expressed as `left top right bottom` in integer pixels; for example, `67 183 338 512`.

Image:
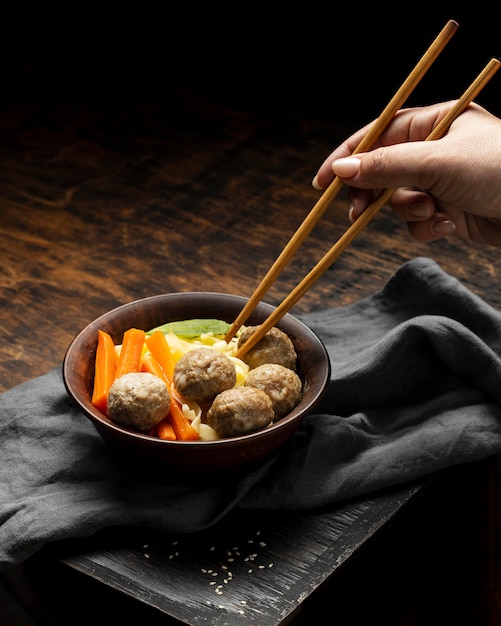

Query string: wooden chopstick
224 19 459 343
235 57 501 359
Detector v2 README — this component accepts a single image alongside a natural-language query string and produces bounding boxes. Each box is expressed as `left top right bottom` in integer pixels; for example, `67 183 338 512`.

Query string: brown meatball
206 386 274 438
173 347 236 402
107 372 170 431
237 326 297 370
245 363 302 419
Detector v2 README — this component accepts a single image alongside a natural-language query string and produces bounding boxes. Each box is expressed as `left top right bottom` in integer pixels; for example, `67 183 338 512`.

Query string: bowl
63 292 331 473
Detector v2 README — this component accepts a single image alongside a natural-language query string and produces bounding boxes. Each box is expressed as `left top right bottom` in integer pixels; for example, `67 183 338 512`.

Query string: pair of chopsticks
225 20 500 358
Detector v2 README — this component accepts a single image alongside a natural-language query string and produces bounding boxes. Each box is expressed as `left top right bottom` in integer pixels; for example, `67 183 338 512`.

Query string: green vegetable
147 318 231 339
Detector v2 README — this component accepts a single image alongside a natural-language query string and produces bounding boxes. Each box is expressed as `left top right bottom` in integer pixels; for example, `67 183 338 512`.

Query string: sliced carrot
145 331 175 381
142 349 199 441
114 327 145 379
141 351 169 384
168 397 199 441
154 418 177 441
92 329 118 413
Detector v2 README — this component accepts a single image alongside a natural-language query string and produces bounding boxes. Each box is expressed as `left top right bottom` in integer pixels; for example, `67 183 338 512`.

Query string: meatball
238 326 297 370
107 372 170 431
173 347 236 402
207 386 274 438
245 363 302 419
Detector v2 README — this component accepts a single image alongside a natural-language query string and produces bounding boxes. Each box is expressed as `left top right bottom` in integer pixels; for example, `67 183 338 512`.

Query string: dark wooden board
57 483 421 625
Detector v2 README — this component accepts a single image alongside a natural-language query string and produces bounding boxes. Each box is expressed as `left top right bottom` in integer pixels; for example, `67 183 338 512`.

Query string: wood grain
2 61 501 393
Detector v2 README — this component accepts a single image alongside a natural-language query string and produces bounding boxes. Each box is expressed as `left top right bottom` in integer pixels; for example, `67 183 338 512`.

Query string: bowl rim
63 291 331 449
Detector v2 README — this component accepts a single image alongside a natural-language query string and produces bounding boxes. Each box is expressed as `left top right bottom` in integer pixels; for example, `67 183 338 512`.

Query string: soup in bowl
63 292 331 472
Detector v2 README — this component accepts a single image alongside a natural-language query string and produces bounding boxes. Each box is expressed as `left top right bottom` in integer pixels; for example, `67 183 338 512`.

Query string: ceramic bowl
63 292 330 472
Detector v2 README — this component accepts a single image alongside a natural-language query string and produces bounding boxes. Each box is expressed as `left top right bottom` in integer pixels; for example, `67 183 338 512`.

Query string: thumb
332 144 434 191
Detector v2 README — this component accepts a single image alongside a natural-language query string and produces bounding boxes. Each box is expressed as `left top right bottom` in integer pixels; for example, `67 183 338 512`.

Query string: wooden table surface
1 24 500 624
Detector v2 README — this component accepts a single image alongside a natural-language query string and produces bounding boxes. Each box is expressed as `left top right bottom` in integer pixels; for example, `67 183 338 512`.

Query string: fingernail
332 157 361 178
312 175 323 190
348 205 355 222
410 201 432 218
432 219 456 235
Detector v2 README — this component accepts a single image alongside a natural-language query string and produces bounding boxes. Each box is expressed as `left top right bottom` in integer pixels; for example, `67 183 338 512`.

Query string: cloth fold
1 256 501 571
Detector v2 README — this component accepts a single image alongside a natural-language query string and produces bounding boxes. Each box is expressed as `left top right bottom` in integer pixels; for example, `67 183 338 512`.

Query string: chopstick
235 57 501 359
224 19 459 343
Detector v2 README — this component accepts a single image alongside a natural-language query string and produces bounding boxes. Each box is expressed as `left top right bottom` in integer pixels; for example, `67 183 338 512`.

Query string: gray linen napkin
1 256 501 572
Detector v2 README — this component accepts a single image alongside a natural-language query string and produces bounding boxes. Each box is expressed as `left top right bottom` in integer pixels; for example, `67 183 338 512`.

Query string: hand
312 102 501 247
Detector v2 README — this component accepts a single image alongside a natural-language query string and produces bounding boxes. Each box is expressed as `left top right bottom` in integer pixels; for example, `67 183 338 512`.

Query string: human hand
313 102 501 247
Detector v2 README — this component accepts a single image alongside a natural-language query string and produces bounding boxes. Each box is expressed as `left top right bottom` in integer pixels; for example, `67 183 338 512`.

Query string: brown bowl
63 292 330 472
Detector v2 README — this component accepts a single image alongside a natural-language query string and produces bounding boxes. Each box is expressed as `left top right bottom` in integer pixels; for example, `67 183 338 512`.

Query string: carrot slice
144 333 199 441
168 397 199 441
141 351 169 384
154 418 177 441
92 329 118 413
145 331 175 381
114 327 145 379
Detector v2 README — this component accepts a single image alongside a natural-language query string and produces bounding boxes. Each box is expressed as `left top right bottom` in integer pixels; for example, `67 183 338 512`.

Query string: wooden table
1 30 500 624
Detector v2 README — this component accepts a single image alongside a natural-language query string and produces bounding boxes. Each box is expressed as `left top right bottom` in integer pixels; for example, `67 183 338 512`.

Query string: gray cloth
1 256 501 572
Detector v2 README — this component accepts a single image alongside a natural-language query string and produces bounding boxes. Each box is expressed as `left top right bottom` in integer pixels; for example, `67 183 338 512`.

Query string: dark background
2 9 499 132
